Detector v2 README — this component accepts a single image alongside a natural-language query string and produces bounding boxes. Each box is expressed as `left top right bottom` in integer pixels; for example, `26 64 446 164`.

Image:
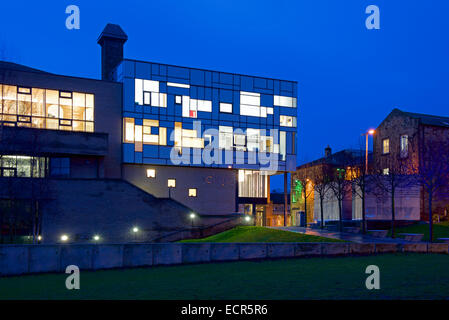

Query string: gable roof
297 149 368 170
389 108 449 128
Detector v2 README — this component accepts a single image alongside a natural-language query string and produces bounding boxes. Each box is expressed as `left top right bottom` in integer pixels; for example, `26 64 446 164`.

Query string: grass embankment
1 254 448 299
391 221 449 242
180 226 344 243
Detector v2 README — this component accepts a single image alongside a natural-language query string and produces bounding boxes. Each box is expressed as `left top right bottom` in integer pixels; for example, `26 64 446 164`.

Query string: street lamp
363 129 375 174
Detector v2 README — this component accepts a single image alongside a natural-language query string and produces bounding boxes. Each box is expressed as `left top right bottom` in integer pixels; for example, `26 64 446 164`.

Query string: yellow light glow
168 179 176 188
368 129 375 135
190 213 196 219
133 227 139 233
93 235 100 241
146 169 156 178
60 234 69 242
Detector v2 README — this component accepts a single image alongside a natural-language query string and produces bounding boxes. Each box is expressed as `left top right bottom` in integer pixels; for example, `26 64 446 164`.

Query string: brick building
373 108 449 222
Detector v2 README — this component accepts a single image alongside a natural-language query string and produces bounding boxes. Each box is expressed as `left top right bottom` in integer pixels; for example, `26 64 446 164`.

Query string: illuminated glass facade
0 84 94 132
114 60 297 172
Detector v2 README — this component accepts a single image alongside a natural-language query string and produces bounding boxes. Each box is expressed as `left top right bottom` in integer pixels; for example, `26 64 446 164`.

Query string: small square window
188 188 197 197
383 168 389 175
175 95 182 104
146 169 156 178
167 178 176 188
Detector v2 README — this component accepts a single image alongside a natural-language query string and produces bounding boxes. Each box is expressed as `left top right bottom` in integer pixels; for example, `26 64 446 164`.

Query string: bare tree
312 165 332 229
293 167 314 227
347 145 371 234
329 166 352 232
407 137 449 242
371 154 413 238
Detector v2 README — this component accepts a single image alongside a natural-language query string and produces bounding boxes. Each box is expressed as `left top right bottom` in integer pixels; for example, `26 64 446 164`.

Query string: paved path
270 226 411 244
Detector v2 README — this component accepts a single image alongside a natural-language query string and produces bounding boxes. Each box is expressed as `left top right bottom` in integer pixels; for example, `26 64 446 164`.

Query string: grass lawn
0 253 448 299
179 226 344 243
391 221 449 242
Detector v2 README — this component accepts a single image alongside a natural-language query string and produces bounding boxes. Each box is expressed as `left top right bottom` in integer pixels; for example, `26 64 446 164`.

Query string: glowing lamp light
60 234 69 242
93 235 100 241
133 227 139 233
245 216 251 222
190 213 196 219
37 235 42 241
368 129 375 135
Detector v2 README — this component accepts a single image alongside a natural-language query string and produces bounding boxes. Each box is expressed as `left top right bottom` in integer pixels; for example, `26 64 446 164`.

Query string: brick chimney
97 24 128 81
325 145 332 157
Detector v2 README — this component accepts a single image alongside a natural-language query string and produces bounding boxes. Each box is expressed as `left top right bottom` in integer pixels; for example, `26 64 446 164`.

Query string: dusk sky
1 0 448 190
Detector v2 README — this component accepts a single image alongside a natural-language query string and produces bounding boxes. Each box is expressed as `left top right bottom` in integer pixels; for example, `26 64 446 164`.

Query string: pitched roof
0 61 50 74
392 108 449 128
297 149 368 170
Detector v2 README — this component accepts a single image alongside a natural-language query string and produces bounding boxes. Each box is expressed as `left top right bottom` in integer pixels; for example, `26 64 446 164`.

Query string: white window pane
241 105 260 117
220 103 232 113
135 79 143 105
144 79 159 92
167 82 190 88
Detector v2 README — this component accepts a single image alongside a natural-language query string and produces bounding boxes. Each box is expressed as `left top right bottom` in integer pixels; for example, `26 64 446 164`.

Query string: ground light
190 213 196 227
245 215 251 222
60 234 69 242
93 235 100 241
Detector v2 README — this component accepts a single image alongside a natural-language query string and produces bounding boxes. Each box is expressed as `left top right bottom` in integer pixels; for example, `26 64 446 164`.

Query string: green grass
180 226 344 243
1 254 448 299
391 221 449 242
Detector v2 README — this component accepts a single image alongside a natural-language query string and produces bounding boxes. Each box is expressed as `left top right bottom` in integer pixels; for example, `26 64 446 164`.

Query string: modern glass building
99 24 298 222
0 23 298 243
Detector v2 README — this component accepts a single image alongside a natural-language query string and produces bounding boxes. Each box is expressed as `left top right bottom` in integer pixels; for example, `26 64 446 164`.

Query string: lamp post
167 179 176 198
363 129 375 174
189 213 196 227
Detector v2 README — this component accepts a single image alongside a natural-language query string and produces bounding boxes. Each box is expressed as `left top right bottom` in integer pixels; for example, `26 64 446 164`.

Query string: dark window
50 158 70 177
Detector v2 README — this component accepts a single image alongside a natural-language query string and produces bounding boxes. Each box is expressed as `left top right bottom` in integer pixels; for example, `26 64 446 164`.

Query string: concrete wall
0 68 123 179
1 242 447 276
123 164 237 215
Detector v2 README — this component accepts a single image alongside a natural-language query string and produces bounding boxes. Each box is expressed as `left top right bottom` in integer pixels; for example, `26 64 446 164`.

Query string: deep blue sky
1 0 449 191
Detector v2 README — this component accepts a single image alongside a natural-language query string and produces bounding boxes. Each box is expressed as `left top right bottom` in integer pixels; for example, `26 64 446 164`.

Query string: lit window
0 84 93 132
188 188 197 197
280 115 296 127
240 91 266 118
274 95 296 108
175 95 182 104
134 78 166 107
400 135 408 157
280 131 286 161
382 139 390 154
247 128 260 152
146 169 156 178
383 168 389 175
167 179 176 188
220 102 232 113
219 126 233 150
167 82 190 89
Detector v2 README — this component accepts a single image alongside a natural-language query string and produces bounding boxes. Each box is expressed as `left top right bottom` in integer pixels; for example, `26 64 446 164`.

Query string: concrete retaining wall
0 242 447 276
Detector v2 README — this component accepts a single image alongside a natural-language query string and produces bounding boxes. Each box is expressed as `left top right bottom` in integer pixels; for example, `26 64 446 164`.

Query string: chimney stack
325 145 332 157
97 24 128 81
